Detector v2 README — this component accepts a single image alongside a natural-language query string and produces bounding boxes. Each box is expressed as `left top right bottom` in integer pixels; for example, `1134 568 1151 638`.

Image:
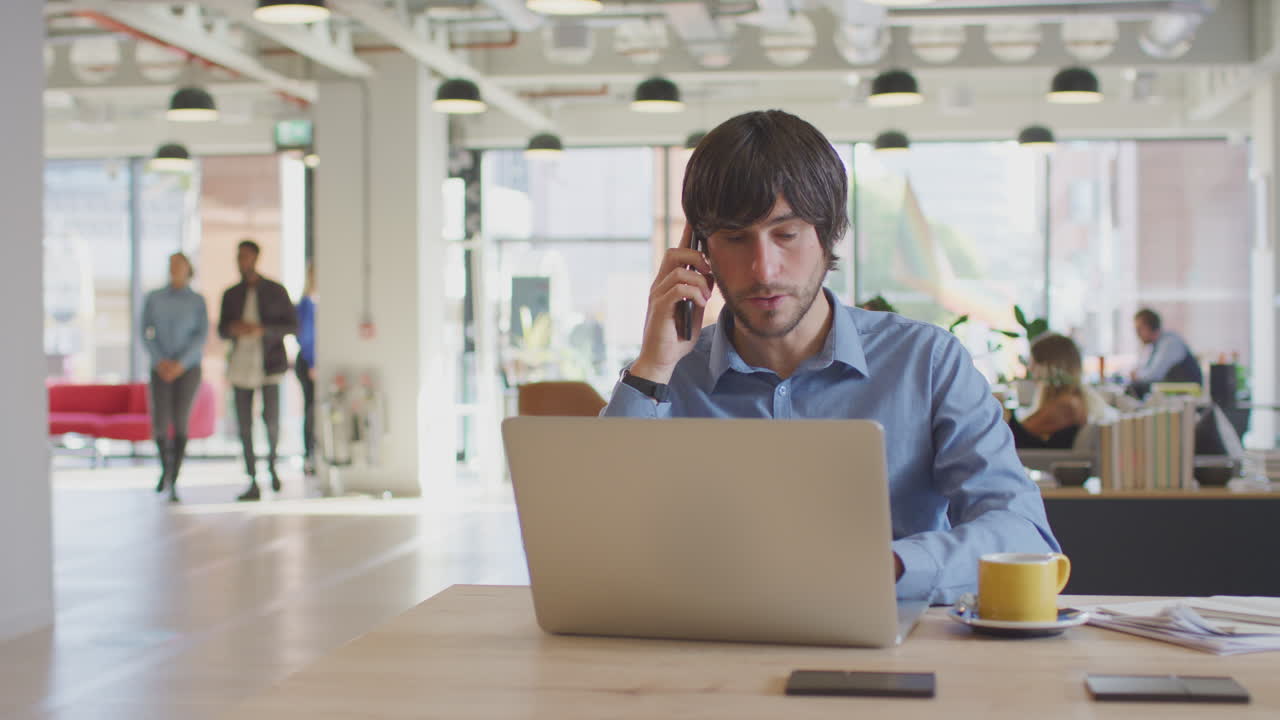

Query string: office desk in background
1041 488 1280 596
226 585 1280 719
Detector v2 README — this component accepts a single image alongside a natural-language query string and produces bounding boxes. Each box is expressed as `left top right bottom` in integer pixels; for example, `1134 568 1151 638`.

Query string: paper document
1080 597 1280 655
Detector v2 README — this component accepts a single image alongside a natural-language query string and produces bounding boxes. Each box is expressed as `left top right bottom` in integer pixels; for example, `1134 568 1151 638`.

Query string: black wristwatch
621 367 671 403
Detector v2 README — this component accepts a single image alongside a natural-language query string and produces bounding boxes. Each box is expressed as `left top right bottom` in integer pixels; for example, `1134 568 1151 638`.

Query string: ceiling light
874 130 910 153
525 132 564 158
526 0 603 15
253 0 330 24
868 70 923 108
303 152 320 168
684 131 706 150
433 78 487 114
166 86 218 122
1048 67 1103 104
1017 125 1056 149
631 76 684 113
150 143 194 172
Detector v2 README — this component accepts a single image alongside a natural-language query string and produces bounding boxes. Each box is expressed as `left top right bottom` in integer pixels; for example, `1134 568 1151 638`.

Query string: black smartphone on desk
1086 674 1250 703
785 670 936 698
676 231 706 341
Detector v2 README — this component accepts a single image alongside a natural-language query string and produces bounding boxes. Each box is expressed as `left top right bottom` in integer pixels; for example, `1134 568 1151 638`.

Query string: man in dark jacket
219 239 298 501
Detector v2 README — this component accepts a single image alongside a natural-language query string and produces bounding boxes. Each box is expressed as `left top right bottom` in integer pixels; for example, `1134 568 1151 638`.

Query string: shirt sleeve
893 336 1061 604
176 296 208 370
601 378 671 418
1133 334 1185 383
140 293 163 367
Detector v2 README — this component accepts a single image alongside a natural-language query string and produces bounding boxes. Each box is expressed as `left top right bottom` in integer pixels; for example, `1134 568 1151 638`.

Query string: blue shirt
296 295 316 367
603 290 1060 604
141 285 208 371
1135 330 1194 383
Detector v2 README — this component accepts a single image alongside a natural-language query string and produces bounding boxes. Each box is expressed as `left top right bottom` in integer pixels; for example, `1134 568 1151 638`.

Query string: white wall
0 1 54 642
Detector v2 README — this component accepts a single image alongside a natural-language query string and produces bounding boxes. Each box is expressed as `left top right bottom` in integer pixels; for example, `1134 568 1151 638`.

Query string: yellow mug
977 552 1071 623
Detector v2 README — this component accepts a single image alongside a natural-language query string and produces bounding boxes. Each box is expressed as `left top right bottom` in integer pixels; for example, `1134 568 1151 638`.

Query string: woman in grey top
141 252 208 503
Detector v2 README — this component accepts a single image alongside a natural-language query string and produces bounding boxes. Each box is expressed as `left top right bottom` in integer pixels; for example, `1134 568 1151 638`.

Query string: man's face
169 254 189 287
1134 318 1156 344
705 195 828 339
236 246 258 277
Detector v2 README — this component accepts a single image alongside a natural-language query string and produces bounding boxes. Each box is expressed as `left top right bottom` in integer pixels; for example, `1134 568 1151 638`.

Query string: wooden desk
1040 489 1280 596
227 585 1280 719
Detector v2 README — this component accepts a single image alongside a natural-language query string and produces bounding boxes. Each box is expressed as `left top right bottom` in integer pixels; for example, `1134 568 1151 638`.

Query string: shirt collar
705 288 870 391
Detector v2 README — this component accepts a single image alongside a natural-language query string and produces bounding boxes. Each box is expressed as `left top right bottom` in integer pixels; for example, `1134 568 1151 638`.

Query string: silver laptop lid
502 417 902 648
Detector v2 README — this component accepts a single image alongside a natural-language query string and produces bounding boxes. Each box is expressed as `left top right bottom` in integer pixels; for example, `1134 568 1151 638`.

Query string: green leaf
947 314 970 334
996 329 1021 339
1013 305 1028 329
1028 319 1049 341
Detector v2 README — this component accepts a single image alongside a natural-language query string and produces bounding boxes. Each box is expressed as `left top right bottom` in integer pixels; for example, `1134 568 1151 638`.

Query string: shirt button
778 386 787 395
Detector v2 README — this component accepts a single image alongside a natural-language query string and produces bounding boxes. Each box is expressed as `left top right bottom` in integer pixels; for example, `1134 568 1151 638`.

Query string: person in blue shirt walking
603 110 1060 605
295 263 317 475
141 252 208 503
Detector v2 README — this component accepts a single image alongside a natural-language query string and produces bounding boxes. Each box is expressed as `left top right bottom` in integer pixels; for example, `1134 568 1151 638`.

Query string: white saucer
948 596 1089 638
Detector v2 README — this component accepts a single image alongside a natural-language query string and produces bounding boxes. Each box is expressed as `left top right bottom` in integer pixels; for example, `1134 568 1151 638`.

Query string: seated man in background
1010 333 1118 449
603 109 1060 605
1130 308 1202 395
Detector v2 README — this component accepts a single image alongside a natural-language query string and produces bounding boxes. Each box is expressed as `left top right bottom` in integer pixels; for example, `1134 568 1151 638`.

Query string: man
218 240 297 501
603 110 1059 605
1131 308 1202 387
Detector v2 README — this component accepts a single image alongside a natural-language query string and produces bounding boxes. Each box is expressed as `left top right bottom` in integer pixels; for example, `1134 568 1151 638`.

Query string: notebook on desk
501 417 926 648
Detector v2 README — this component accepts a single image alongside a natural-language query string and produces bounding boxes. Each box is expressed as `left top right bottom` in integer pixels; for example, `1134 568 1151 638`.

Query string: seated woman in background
1010 333 1117 449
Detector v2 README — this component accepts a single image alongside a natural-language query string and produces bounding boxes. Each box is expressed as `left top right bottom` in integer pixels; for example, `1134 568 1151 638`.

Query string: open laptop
501 417 927 648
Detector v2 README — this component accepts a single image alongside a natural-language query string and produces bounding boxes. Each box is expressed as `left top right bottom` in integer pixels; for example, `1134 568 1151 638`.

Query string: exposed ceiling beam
328 0 551 130
476 0 543 33
1187 52 1280 122
202 0 374 78
87 3 317 103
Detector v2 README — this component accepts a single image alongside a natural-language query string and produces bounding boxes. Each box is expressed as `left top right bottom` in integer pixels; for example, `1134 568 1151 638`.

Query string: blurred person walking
295 262 317 475
218 239 297 501
141 252 208 503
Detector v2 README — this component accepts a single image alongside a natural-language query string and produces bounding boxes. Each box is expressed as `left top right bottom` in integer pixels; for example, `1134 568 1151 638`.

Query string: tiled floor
0 460 528 720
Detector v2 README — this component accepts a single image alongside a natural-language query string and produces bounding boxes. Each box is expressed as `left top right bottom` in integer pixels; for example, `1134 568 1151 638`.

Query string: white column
1249 78 1279 449
314 53 456 496
0 1 54 641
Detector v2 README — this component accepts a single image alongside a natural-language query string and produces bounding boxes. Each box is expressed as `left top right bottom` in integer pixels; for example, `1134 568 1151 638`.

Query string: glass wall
1046 140 1251 380
853 142 1049 381
482 147 656 393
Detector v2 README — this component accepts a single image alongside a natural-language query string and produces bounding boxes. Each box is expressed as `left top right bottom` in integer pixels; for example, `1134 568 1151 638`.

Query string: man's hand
232 321 264 338
628 223 714 384
894 552 904 581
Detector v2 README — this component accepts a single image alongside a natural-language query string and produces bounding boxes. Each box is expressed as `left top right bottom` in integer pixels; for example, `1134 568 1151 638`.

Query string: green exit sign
274 119 313 151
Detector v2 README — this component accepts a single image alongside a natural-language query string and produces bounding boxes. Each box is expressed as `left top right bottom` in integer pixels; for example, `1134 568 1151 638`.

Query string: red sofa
48 382 217 442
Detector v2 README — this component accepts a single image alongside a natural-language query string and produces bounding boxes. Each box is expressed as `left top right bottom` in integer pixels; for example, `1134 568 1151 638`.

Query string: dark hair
682 110 847 271
1029 333 1082 381
238 239 261 256
1134 308 1161 331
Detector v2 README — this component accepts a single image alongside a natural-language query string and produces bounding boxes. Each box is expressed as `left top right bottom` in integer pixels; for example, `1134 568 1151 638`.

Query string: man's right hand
628 223 714 385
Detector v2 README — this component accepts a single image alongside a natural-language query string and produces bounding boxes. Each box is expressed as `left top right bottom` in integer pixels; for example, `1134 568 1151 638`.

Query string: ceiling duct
760 13 817 67
984 22 1041 62
542 20 594 64
908 23 964 63
661 3 736 69
834 23 888 65
1139 5 1209 59
1061 17 1119 61
614 19 669 65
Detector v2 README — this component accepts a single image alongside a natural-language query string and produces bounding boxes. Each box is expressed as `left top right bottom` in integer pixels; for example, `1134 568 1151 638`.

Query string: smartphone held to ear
676 232 707 341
